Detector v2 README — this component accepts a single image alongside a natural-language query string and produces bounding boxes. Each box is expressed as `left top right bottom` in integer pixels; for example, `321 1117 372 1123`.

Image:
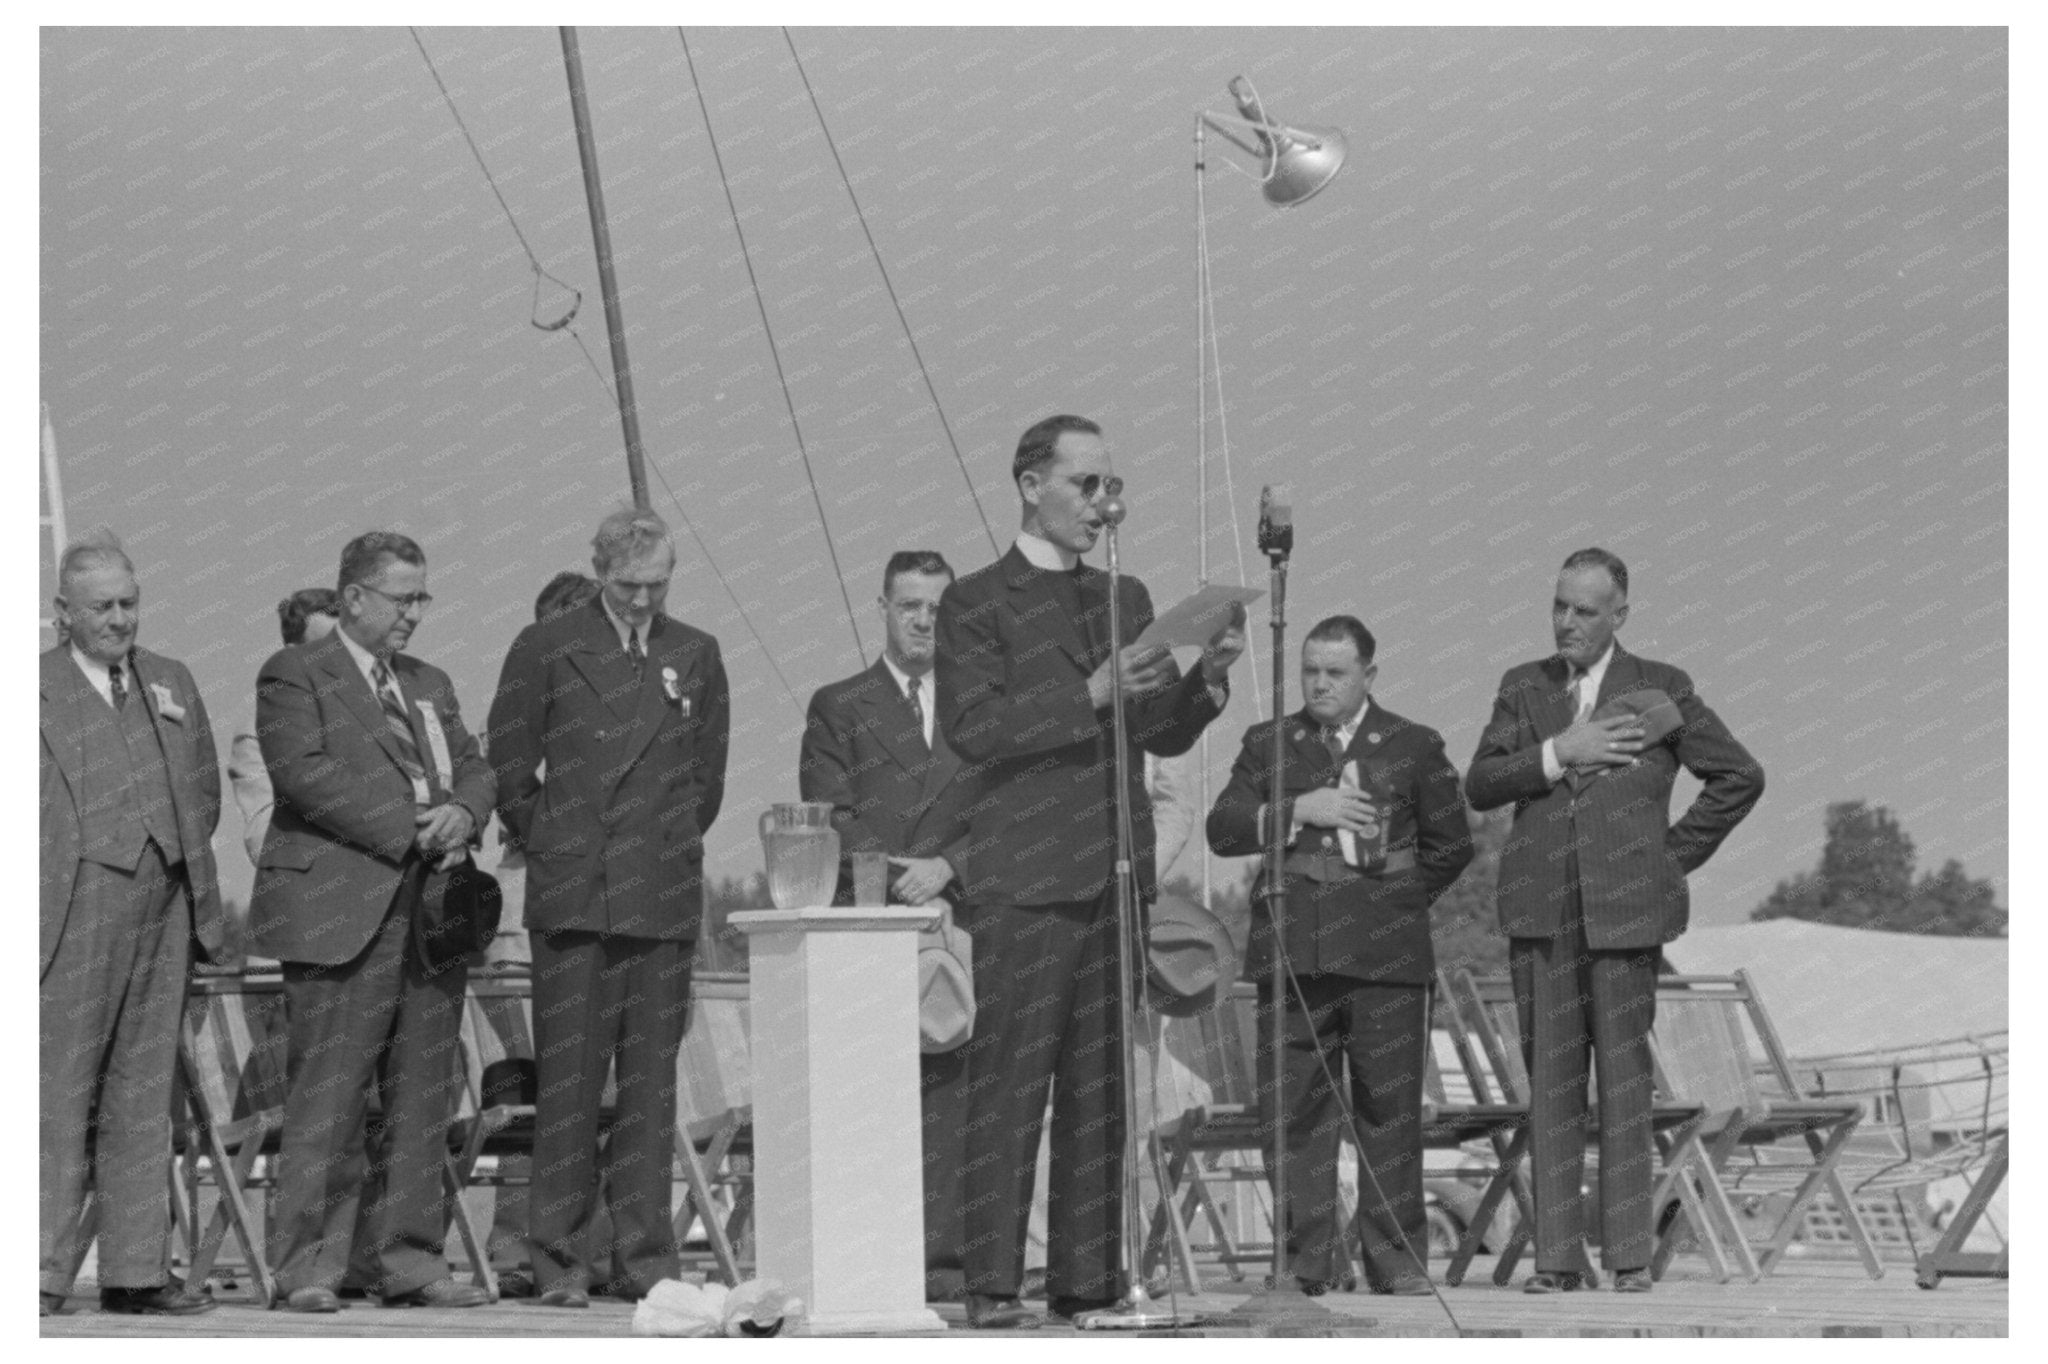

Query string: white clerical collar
601 594 651 654
1015 530 1078 572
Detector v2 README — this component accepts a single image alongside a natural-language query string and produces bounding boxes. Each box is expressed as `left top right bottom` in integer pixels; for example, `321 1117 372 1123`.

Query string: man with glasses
487 507 730 1306
250 531 495 1312
935 414 1244 1327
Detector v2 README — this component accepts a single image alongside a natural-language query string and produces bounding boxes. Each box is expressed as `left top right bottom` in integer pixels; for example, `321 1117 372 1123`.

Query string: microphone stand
1076 479 1199 1332
1227 513 1336 1333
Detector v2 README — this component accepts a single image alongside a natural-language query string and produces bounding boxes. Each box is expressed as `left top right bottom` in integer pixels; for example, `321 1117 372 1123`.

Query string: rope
1195 170 1262 718
411 27 803 718
781 29 1000 562
643 449 807 721
679 28 866 671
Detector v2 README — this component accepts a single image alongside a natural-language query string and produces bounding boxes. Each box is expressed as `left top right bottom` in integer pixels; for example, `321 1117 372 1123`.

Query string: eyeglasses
356 583 434 613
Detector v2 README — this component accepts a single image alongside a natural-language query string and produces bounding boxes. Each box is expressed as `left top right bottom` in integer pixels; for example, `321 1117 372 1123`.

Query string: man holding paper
934 413 1244 1327
1465 547 1764 1294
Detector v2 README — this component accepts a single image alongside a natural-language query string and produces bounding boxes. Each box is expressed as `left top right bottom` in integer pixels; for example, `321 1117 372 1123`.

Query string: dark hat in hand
1591 688 1683 745
1146 891 1242 1018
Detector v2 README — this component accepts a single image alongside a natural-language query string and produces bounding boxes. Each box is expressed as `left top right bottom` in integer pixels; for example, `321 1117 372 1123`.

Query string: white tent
1663 919 2006 1058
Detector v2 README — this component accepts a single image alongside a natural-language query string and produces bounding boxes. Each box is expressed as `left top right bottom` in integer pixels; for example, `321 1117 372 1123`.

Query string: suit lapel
39 649 91 791
565 600 641 724
917 725 964 818
1285 709 1339 786
1596 644 1644 709
856 659 930 780
1003 546 1091 672
307 633 417 781
615 614 683 783
1538 656 1578 739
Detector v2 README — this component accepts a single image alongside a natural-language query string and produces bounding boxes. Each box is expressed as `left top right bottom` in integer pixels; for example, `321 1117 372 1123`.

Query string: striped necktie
108 661 128 710
371 660 428 787
904 675 929 749
627 630 646 677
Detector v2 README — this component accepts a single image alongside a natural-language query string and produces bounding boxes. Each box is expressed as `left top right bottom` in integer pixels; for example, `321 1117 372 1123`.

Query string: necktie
905 676 928 747
628 631 646 677
108 661 128 710
1573 671 1596 722
371 661 428 788
1321 724 1346 767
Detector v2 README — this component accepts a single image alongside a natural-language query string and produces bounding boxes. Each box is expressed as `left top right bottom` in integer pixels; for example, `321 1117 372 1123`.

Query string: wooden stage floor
42 1256 2005 1338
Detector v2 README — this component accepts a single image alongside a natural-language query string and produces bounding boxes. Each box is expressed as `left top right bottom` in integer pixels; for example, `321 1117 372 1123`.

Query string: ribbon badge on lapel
148 682 186 723
414 700 455 791
662 665 689 715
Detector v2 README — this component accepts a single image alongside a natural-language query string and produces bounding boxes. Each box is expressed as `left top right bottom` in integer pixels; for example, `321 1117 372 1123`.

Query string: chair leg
441 1158 499 1301
1756 1118 1861 1274
1826 1167 1886 1280
673 1120 741 1287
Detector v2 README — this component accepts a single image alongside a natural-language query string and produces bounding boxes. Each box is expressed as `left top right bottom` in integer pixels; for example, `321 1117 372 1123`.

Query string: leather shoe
1522 1270 1585 1295
276 1286 342 1313
1613 1268 1653 1294
40 1291 65 1317
964 1294 1042 1329
381 1278 490 1309
1047 1295 1116 1321
1296 1278 1333 1298
100 1280 217 1316
536 1287 590 1309
1375 1275 1433 1296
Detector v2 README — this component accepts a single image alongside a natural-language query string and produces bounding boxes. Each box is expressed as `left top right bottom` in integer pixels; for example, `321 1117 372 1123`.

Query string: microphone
1099 475 1128 527
1257 483 1293 557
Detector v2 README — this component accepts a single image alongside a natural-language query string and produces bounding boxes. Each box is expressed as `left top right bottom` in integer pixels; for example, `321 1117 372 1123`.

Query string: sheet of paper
1133 583 1265 651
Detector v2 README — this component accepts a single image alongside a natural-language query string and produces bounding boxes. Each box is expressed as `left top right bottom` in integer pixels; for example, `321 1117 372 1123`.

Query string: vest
74 683 184 871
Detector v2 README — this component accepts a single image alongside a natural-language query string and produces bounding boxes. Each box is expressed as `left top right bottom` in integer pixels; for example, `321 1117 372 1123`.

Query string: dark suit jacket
39 645 227 976
487 599 729 941
248 632 494 967
1465 645 1764 950
935 543 1221 906
1208 701 1472 985
798 658 977 903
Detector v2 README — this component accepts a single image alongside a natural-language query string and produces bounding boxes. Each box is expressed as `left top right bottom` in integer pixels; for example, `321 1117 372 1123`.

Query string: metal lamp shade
1263 124 1347 207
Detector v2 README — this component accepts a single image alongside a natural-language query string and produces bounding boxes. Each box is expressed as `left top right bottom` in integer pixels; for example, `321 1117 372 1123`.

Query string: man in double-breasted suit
800 549 981 1301
40 531 227 1317
250 531 495 1313
1208 615 1472 1296
487 508 729 1307
1466 547 1764 1294
935 414 1243 1328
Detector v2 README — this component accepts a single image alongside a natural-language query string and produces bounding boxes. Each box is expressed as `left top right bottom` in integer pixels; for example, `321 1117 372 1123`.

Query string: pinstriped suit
1466 645 1762 1271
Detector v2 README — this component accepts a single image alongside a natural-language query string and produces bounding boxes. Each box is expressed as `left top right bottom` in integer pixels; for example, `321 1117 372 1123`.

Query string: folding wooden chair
1139 982 1269 1291
176 970 289 1307
1448 970 1740 1285
1650 971 1875 1279
672 971 753 1286
1421 975 1539 1287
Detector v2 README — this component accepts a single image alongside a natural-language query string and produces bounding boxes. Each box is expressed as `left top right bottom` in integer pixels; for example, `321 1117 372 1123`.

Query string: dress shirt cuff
1541 738 1564 785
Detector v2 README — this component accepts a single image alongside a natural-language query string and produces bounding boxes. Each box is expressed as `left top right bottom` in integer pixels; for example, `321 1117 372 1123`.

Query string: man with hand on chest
487 507 730 1307
1207 614 1472 1297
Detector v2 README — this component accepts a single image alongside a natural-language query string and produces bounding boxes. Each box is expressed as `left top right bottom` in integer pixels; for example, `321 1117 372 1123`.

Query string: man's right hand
1291 786 1380 834
1552 714 1646 769
1087 642 1175 710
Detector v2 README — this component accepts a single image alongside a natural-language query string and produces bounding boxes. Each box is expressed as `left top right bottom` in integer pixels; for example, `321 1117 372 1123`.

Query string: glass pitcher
758 802 840 910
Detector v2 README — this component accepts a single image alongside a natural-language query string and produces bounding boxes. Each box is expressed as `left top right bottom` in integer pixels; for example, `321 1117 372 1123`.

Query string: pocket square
1592 688 1682 745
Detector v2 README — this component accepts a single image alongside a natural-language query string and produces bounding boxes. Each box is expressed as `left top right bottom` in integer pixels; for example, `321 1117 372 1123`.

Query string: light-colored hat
1147 891 1243 1017
917 903 975 1053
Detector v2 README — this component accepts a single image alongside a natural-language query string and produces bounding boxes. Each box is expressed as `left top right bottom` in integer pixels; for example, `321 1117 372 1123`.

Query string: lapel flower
661 665 682 702
149 681 187 723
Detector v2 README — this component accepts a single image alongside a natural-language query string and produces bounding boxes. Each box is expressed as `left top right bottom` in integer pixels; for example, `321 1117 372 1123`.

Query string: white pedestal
729 905 946 1336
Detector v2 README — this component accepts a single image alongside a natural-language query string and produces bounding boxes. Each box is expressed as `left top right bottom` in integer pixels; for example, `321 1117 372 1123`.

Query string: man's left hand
888 855 954 905
415 802 475 858
1201 602 1248 685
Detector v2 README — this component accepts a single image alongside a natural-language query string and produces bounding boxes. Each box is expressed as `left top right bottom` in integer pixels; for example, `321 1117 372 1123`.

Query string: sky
37 25 2007 925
